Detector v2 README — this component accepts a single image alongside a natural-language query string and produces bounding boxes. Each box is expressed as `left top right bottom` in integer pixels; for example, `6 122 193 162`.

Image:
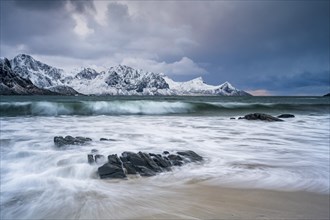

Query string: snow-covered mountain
1 54 251 96
0 57 56 95
63 65 170 95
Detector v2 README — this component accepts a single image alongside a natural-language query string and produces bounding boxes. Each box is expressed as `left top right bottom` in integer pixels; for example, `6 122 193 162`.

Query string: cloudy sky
1 0 329 95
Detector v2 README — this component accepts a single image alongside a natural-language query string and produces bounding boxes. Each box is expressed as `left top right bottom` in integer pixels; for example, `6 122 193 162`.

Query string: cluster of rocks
54 136 92 147
231 113 295 122
89 150 203 179
53 137 203 179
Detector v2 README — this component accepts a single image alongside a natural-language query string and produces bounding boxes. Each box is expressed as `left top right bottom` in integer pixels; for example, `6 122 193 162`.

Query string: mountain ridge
1 54 251 96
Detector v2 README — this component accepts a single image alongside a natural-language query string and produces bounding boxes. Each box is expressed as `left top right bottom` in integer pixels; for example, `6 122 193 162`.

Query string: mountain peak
219 81 235 90
12 54 36 67
191 76 204 83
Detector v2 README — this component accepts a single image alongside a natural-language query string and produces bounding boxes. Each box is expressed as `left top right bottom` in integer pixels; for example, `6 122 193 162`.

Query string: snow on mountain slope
64 65 170 95
10 54 64 87
2 54 251 96
163 76 250 96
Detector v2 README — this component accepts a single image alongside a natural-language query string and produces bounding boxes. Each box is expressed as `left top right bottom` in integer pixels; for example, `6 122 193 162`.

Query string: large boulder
240 113 283 122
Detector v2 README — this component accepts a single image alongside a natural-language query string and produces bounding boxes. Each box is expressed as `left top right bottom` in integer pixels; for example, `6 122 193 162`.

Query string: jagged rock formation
94 150 204 179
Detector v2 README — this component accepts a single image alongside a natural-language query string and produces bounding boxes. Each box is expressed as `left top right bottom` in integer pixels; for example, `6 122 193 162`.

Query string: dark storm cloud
13 0 65 10
1 1 75 52
13 0 94 13
70 0 95 13
0 0 329 95
0 0 98 59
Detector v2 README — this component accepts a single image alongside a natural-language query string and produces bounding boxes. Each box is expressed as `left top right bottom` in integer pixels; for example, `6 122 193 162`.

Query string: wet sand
136 184 330 219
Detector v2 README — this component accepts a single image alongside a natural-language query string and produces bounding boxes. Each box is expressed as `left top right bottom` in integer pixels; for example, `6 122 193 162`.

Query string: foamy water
0 96 329 219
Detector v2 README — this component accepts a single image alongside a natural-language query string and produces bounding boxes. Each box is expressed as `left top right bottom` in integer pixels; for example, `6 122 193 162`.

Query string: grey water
0 95 329 219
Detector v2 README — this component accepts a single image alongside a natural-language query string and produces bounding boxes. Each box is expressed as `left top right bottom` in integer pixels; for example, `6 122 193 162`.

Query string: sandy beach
136 183 330 220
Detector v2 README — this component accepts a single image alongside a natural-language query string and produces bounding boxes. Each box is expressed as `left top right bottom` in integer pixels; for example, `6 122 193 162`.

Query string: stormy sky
0 0 329 95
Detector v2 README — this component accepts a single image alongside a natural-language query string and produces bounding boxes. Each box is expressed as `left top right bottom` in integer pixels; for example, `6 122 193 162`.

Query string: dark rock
76 136 92 141
323 93 330 97
108 154 121 165
277 114 295 118
121 152 147 167
97 150 203 179
177 150 203 162
135 166 156 177
167 154 183 166
98 163 126 179
123 162 138 174
151 154 172 170
163 151 170 155
54 136 92 147
242 113 283 122
230 117 236 120
98 154 126 179
54 136 68 147
91 149 98 154
138 152 162 172
87 154 94 164
100 138 117 141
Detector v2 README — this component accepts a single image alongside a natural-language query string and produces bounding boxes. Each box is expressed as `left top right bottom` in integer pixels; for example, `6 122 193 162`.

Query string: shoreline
135 183 330 219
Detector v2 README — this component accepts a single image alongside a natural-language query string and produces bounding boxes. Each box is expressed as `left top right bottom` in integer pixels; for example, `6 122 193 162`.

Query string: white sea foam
83 101 193 115
1 108 329 218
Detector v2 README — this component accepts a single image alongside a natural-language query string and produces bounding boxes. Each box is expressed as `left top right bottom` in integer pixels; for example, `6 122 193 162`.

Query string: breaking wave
0 101 329 116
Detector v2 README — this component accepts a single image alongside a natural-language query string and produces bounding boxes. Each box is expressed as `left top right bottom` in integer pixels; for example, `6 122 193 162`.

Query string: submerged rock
177 150 203 162
277 114 295 118
87 154 94 164
95 150 203 179
241 113 283 122
100 138 117 141
54 136 92 147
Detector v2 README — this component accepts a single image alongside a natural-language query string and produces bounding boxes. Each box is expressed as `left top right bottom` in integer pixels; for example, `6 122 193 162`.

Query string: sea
0 95 329 219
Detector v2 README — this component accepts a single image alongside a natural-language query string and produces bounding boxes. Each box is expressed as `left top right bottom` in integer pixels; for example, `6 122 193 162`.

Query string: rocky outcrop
239 113 283 122
54 136 92 147
277 114 295 118
323 93 330 97
92 150 203 179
